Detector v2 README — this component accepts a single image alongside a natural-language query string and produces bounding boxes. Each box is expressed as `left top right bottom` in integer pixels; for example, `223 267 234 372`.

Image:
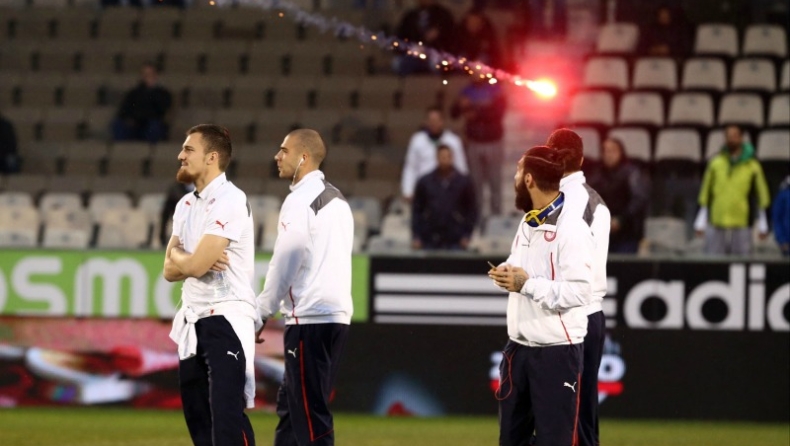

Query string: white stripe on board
374 294 508 315
374 314 507 326
375 273 502 293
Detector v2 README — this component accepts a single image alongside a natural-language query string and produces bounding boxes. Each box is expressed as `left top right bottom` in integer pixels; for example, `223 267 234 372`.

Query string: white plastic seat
595 23 639 54
782 61 790 91
42 227 90 249
247 194 282 222
757 130 790 161
582 57 629 91
682 58 727 92
43 207 92 231
632 57 677 91
39 192 83 216
704 128 752 159
718 93 764 127
655 129 702 163
95 208 148 248
569 92 615 126
731 58 777 92
0 206 39 247
0 192 33 208
644 217 688 253
742 25 787 58
668 92 715 127
768 94 790 127
88 192 133 223
694 24 739 57
380 214 411 243
0 228 38 247
618 92 664 126
571 127 601 162
607 127 652 162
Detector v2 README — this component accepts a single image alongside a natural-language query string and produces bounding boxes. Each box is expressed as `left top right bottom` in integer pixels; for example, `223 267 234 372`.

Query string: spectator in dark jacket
0 112 19 174
774 176 790 257
112 62 172 144
451 77 507 216
394 0 456 75
412 144 477 250
588 138 650 253
455 9 503 70
639 4 692 58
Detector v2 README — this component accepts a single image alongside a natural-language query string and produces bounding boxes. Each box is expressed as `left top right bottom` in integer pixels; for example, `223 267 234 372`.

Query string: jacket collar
560 171 586 188
290 170 324 192
194 173 226 201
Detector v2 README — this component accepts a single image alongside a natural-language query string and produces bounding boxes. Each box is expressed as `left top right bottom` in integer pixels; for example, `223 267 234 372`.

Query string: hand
460 237 469 249
610 218 621 233
695 230 705 238
488 265 529 292
209 251 230 272
411 239 422 250
758 232 768 241
255 326 265 344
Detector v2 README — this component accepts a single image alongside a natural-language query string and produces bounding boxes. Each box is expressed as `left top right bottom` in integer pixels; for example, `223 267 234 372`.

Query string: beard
514 180 533 212
176 166 197 184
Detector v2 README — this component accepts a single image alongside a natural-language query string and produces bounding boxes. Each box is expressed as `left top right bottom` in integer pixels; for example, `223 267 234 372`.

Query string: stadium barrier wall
0 251 787 421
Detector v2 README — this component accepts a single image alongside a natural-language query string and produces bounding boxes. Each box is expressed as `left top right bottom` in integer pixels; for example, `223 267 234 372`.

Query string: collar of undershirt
194 173 227 201
560 170 586 189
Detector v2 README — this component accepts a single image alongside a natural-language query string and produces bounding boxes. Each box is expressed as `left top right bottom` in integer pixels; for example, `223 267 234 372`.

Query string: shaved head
287 128 327 166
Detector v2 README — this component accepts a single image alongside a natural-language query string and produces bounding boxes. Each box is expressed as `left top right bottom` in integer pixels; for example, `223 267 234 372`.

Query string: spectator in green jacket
694 125 771 255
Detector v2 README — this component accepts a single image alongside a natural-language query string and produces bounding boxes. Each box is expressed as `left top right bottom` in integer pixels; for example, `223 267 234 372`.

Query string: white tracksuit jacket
559 171 611 316
503 201 595 346
257 171 354 325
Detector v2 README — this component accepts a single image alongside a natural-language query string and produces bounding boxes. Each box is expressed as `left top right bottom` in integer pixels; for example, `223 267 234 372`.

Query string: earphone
292 155 306 184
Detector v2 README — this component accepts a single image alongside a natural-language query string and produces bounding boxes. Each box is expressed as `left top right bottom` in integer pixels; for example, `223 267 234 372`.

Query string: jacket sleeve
461 176 477 238
400 135 420 197
256 203 309 319
522 222 594 310
623 166 650 223
411 178 427 241
774 189 790 245
753 161 771 209
698 162 714 207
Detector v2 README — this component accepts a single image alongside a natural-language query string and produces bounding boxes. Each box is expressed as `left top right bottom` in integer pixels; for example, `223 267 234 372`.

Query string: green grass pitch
0 408 787 446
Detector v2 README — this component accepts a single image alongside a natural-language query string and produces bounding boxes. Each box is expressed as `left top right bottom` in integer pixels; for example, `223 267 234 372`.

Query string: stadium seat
0 206 39 247
570 127 601 162
618 92 664 127
62 141 108 176
681 58 727 92
41 108 85 142
315 78 357 111
180 8 220 41
79 43 121 75
106 141 152 177
568 92 615 127
742 25 787 58
232 143 275 179
607 127 652 163
0 191 33 208
247 41 291 77
351 209 368 252
632 57 678 92
36 41 82 73
96 208 148 248
39 192 84 216
19 141 64 175
214 109 257 145
137 6 181 41
358 77 400 110
0 41 38 72
768 94 790 127
782 60 790 91
231 76 276 109
255 109 299 145
20 73 63 107
190 75 233 108
95 7 139 40
41 207 92 248
55 9 95 41
5 174 49 196
163 41 206 75
595 23 639 54
655 128 702 172
88 192 133 223
757 129 790 162
132 176 172 197
62 74 105 108
730 58 777 92
717 93 764 127
348 196 382 232
694 24 739 58
3 107 42 144
644 216 688 254
204 41 249 76
247 194 281 222
331 42 372 78
122 41 165 75
582 57 629 91
668 92 715 127
84 107 116 140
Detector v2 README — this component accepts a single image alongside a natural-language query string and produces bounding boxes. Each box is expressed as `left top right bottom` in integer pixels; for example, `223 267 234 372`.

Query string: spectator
112 62 172 144
411 144 477 250
528 0 568 39
694 125 771 256
588 138 650 253
639 4 691 58
773 176 790 257
451 76 507 216
394 0 456 75
455 9 503 70
0 112 19 174
401 107 468 201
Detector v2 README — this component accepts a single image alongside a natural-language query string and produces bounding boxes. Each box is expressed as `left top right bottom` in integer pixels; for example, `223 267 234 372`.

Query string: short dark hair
519 145 564 192
546 128 583 173
725 124 743 136
426 106 444 116
603 137 625 158
187 124 232 171
436 143 452 153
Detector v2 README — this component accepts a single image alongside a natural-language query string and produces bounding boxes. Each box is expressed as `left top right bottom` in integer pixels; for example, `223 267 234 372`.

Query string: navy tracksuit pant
497 340 583 446
179 316 255 446
275 323 349 446
578 311 605 446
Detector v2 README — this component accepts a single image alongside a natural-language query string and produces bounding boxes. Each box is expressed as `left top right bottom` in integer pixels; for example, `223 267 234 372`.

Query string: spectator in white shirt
400 106 467 201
